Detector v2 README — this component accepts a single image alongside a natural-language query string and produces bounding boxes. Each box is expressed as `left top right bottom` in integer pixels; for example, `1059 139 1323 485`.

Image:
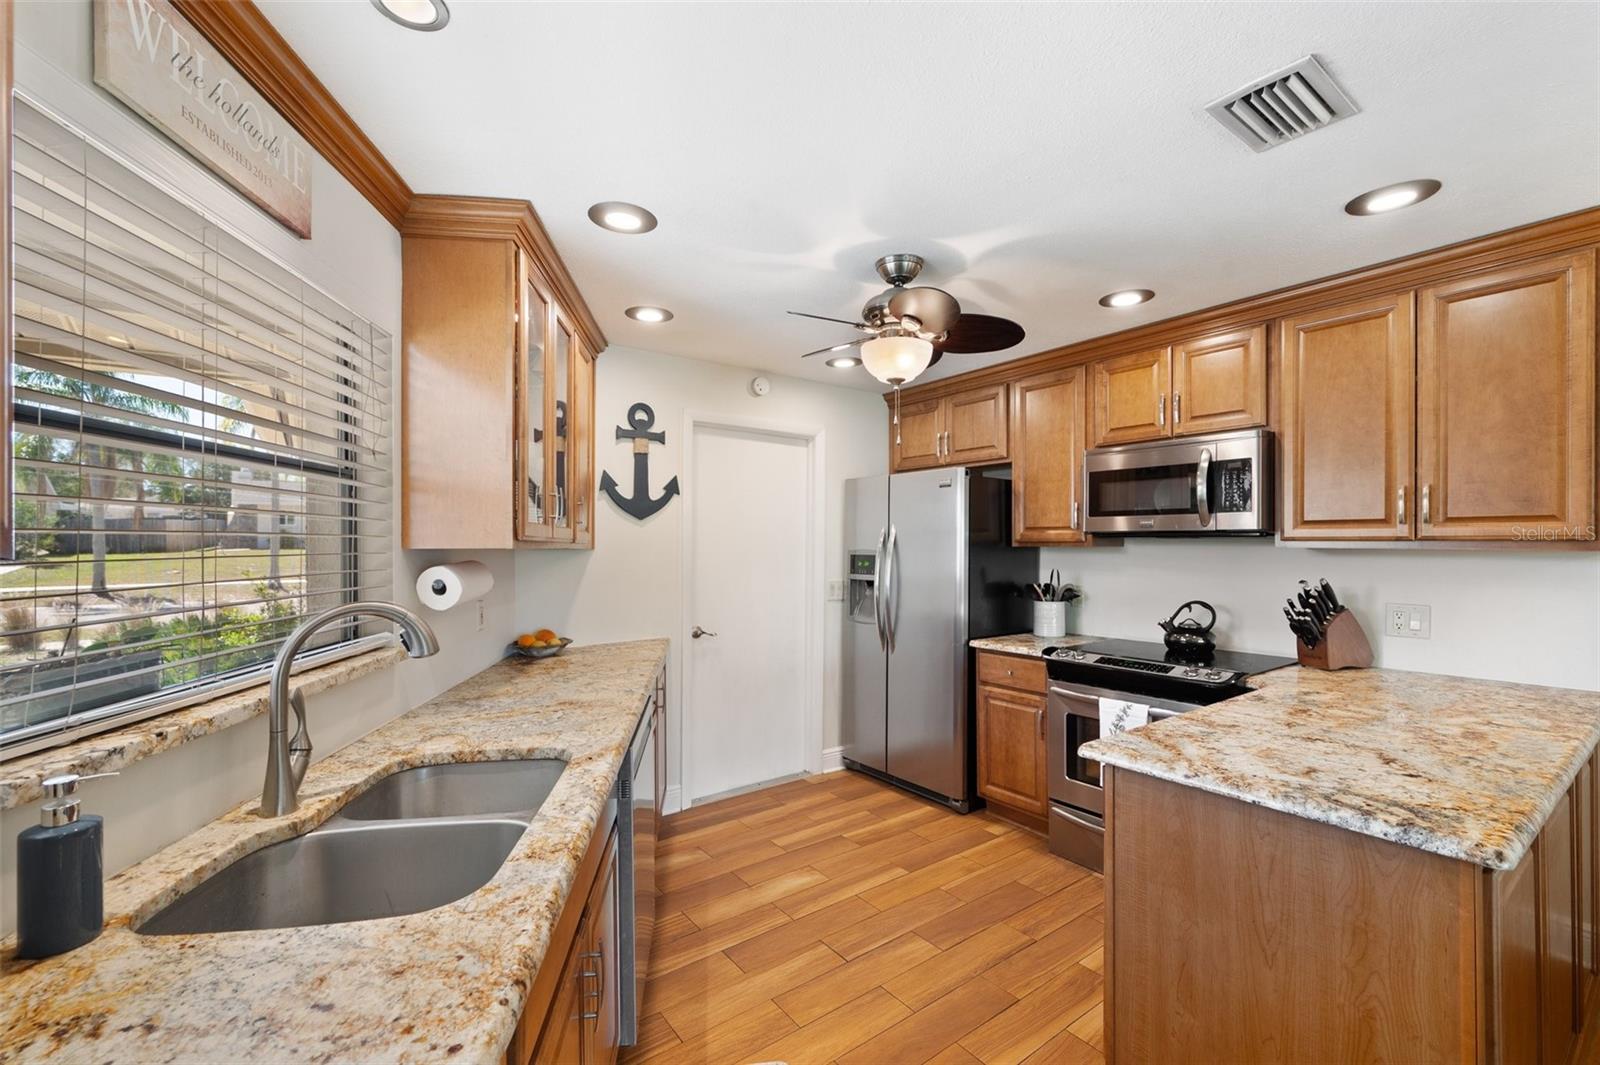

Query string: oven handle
1049 684 1185 721
1195 447 1213 527
1052 804 1104 833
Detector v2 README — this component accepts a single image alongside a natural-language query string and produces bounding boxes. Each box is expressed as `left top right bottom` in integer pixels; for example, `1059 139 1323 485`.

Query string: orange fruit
515 633 539 648
533 628 558 643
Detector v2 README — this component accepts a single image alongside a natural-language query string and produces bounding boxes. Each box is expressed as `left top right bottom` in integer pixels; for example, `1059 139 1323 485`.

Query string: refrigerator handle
873 526 888 652
884 524 898 652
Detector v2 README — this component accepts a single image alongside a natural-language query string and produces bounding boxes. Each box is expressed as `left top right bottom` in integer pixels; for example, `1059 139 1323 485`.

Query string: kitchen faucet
259 601 440 817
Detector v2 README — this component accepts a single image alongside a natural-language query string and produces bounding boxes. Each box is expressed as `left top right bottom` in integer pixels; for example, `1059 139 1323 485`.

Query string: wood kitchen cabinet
1090 346 1169 445
1278 292 1417 540
1417 251 1596 541
974 651 1049 830
401 196 603 550
1105 748 1600 1064
517 271 596 546
1089 326 1266 446
509 819 620 1065
891 384 1008 470
1010 366 1088 545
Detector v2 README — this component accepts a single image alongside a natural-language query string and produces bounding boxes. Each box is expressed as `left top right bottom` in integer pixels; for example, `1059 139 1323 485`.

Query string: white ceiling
260 1 1600 392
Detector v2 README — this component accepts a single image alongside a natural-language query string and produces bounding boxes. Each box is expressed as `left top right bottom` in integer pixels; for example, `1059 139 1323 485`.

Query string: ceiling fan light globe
861 335 933 386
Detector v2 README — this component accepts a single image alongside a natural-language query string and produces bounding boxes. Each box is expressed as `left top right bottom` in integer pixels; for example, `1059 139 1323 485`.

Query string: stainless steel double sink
138 759 566 936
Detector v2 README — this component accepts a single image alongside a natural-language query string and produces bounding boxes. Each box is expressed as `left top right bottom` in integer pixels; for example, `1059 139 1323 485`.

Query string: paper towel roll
416 561 494 611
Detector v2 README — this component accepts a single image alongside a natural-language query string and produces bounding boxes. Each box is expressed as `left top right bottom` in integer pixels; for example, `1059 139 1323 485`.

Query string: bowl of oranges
510 628 572 659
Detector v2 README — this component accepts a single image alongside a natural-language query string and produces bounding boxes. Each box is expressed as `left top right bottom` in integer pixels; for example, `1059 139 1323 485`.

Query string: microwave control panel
1216 459 1253 512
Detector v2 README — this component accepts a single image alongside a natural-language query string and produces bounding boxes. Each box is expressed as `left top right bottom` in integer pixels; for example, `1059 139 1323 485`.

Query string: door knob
691 626 717 639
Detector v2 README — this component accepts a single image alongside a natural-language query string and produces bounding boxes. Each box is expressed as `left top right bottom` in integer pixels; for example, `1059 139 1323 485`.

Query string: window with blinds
2 97 394 759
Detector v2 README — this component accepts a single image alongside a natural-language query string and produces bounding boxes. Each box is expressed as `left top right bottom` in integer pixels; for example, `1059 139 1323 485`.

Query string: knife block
1296 610 1374 670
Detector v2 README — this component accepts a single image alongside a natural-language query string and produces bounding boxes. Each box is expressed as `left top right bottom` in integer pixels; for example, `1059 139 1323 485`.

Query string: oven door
1046 682 1194 813
1083 430 1272 534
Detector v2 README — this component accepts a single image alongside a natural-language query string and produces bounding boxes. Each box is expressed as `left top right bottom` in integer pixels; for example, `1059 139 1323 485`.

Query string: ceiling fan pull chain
893 386 902 444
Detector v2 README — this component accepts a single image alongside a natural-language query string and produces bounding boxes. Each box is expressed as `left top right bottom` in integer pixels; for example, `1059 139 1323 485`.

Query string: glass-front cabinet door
551 315 573 539
517 260 552 540
572 340 596 547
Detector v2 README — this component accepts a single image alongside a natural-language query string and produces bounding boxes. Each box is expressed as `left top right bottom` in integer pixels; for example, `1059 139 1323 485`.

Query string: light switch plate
826 579 845 602
1385 602 1431 639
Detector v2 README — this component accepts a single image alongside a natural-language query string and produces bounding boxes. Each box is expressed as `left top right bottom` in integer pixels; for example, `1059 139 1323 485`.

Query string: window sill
0 644 409 812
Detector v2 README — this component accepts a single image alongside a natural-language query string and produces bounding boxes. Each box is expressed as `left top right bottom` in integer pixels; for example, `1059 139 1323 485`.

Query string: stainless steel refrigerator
842 467 1038 811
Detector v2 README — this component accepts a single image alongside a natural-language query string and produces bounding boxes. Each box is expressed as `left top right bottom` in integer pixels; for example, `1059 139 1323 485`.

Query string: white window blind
2 97 394 759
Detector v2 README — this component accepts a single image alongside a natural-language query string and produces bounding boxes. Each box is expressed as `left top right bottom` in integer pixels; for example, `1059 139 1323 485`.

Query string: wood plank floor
624 771 1106 1065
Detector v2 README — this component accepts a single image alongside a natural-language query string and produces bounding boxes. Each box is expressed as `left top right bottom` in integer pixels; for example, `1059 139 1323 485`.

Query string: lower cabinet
1491 746 1600 1065
507 817 621 1065
974 651 1049 828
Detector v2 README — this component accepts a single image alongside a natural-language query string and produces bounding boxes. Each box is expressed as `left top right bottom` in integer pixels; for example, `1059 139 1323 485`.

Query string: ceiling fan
791 254 1025 387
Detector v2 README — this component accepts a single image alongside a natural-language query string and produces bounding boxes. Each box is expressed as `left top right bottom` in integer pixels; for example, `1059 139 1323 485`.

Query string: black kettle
1159 600 1217 661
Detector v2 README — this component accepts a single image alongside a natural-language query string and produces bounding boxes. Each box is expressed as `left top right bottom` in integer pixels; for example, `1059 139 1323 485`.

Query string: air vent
1205 55 1358 152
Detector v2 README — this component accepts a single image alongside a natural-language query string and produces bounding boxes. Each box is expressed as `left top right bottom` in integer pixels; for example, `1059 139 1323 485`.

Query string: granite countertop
1083 663 1600 871
0 638 668 1065
969 633 1097 657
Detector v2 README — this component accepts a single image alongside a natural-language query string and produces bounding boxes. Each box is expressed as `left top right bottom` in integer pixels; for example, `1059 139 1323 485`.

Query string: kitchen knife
1319 578 1342 614
1299 590 1328 627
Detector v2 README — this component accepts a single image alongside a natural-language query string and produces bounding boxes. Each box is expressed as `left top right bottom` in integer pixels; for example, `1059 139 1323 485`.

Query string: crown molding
402 195 609 354
891 205 1600 405
170 0 412 229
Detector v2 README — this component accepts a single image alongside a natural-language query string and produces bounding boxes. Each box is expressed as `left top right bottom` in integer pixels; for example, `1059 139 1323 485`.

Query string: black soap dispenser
15 772 115 959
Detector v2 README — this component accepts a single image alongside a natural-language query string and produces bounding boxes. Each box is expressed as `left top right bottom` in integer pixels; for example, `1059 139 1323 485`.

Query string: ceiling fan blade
787 310 868 329
887 286 961 334
935 313 1025 354
799 339 864 359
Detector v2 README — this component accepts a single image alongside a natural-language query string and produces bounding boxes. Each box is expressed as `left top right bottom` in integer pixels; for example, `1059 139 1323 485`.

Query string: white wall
1040 540 1600 691
516 347 888 803
2 2 520 932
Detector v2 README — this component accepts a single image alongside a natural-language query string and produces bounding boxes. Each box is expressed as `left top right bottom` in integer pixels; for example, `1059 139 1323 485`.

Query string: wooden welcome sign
93 0 314 237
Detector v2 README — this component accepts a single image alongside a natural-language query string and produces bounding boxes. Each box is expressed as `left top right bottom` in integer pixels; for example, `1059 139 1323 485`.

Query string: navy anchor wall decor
600 403 680 520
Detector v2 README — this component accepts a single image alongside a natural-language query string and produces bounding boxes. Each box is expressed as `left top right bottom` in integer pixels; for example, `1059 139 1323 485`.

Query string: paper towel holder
415 561 494 612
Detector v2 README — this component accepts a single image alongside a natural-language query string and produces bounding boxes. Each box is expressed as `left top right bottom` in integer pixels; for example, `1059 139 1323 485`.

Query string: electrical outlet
826 579 845 602
1385 602 1431 639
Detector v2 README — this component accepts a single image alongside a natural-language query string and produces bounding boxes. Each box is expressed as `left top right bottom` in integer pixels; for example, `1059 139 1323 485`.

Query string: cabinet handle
1396 485 1406 525
577 499 586 529
1072 501 1080 530
1039 709 1045 740
1173 393 1181 424
1157 395 1166 428
1422 484 1431 524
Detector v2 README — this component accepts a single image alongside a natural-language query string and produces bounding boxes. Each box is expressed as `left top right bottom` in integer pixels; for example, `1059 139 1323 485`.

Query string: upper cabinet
1089 326 1267 446
1010 367 1087 545
1279 292 1416 540
1279 252 1596 543
891 383 1008 471
1171 326 1269 435
401 197 605 550
1417 251 1595 541
1090 347 1169 445
517 272 596 546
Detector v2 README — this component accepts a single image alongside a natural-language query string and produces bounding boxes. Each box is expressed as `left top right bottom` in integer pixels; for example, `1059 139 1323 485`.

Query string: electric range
1043 638 1297 705
1039 638 1297 872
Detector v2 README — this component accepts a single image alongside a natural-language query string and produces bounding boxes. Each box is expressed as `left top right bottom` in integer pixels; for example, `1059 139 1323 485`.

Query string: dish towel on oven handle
1098 697 1151 737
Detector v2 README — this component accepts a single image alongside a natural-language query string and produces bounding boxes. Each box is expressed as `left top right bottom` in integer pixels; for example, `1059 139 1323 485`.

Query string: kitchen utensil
1160 600 1217 661
1319 578 1342 613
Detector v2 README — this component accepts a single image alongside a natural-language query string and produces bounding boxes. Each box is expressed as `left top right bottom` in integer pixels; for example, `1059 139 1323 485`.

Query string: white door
687 424 810 802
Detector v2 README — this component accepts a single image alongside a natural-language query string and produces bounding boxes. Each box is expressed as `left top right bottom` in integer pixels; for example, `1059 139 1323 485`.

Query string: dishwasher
616 679 662 1046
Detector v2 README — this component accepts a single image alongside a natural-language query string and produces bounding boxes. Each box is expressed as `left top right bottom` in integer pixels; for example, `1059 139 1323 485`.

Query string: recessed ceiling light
588 202 659 234
625 306 673 323
827 356 860 369
1344 179 1442 216
1098 289 1155 309
370 0 449 31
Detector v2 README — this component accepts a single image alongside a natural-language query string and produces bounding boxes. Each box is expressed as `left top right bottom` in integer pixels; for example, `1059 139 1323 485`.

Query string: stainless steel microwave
1083 428 1274 535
